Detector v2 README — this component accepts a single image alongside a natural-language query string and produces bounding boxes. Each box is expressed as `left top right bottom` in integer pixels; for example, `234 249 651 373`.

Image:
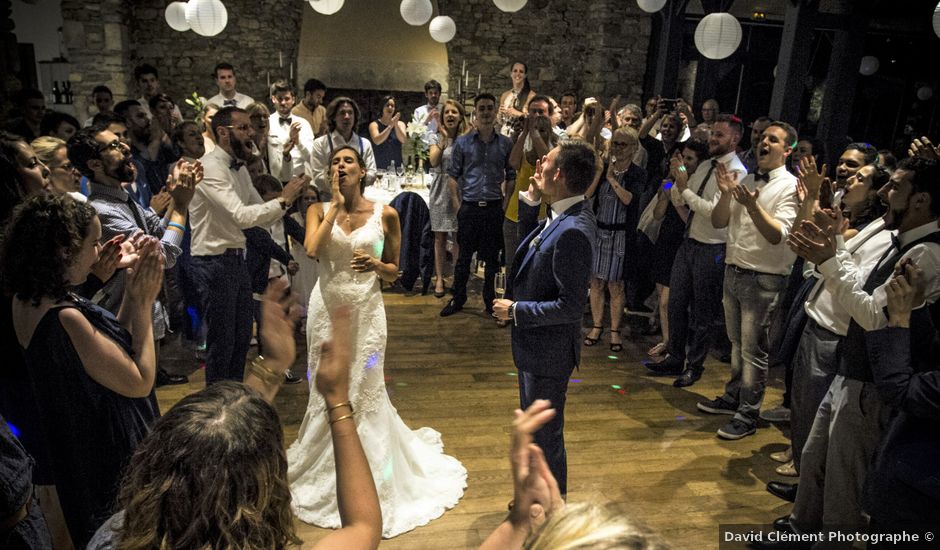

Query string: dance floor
158 284 789 550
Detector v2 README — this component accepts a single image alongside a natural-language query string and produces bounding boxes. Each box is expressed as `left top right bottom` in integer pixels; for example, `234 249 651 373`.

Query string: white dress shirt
208 92 255 109
724 165 799 275
528 195 585 247
818 220 940 331
673 150 747 244
804 218 894 335
310 130 376 192
189 147 285 256
268 112 315 182
413 103 441 135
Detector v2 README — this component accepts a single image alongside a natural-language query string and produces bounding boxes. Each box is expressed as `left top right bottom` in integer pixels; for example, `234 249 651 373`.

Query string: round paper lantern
429 15 456 43
493 0 527 13
637 0 668 13
165 2 190 32
859 56 879 76
308 0 344 16
934 3 940 40
917 86 934 101
185 0 228 37
694 13 742 60
400 0 433 26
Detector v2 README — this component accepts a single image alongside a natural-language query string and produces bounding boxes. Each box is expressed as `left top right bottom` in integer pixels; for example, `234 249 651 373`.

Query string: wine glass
495 270 507 299
395 162 405 178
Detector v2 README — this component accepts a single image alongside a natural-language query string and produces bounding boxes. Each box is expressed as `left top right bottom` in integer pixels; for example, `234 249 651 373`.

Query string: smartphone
661 98 678 112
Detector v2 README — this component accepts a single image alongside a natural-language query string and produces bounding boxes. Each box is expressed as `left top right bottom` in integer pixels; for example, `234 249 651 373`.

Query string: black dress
22 295 159 548
372 120 403 170
651 201 686 286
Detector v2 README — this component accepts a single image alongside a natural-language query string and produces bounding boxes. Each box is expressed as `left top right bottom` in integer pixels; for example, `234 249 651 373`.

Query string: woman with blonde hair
30 136 84 200
428 99 468 297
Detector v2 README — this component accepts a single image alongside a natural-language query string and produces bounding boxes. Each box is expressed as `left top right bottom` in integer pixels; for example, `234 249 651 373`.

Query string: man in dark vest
753 157 940 548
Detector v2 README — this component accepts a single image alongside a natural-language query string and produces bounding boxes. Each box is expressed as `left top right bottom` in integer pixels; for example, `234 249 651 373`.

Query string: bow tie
753 172 770 183
230 159 245 171
279 117 292 126
223 99 237 107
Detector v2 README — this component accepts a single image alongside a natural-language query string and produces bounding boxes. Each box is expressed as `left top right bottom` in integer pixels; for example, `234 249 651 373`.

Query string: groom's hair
556 140 598 194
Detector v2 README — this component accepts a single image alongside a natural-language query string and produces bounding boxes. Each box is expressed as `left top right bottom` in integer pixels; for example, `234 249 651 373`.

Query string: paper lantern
429 16 456 43
308 0 344 16
934 3 940 40
493 0 527 13
165 2 190 32
694 13 742 60
400 0 433 26
859 56 879 76
185 0 228 37
917 86 934 101
637 0 668 13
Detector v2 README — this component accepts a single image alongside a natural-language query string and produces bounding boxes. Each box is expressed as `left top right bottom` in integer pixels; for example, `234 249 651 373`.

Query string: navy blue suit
507 198 596 494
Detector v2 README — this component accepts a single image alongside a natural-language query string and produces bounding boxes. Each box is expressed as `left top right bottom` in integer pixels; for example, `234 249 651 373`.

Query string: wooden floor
158 285 792 550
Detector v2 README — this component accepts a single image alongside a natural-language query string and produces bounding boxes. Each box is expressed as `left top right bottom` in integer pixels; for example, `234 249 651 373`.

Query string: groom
493 140 598 496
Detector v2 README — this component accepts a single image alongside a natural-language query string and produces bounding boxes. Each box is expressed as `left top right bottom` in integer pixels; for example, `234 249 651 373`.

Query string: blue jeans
518 370 569 495
720 265 785 426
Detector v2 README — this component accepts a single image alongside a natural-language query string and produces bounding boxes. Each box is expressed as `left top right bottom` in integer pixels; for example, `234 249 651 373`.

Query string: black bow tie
279 117 292 126
230 159 245 171
223 99 237 106
754 172 770 183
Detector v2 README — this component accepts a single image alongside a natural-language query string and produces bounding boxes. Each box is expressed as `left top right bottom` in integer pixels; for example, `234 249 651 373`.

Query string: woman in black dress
4 195 165 547
368 95 406 171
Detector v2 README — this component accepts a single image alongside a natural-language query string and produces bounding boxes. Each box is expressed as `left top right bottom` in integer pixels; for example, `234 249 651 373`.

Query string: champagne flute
495 270 507 299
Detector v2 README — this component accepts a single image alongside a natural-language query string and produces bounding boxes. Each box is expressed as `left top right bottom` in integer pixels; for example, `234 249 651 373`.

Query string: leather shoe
773 515 793 533
283 370 303 385
766 481 798 502
439 299 464 317
645 356 684 376
673 366 703 387
155 369 187 387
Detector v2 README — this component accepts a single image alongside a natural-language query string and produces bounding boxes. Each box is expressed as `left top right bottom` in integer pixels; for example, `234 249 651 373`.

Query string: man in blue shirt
441 93 516 317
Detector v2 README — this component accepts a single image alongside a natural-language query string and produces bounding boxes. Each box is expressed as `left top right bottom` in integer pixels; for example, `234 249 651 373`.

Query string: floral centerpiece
404 114 430 182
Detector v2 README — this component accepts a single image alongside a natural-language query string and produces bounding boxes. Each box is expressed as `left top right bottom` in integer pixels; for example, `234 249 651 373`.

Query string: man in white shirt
266 79 314 183
207 62 255 109
188 106 304 385
134 63 182 119
646 115 746 387
697 121 800 440
310 97 375 199
412 79 442 138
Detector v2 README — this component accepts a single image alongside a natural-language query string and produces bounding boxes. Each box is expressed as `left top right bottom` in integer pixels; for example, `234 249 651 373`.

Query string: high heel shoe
609 329 623 352
583 326 603 346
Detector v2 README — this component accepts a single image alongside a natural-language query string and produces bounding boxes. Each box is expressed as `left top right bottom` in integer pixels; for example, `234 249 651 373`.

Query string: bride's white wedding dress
287 201 466 538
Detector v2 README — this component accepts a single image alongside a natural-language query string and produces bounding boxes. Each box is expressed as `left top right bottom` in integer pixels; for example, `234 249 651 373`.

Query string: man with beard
69 125 196 386
292 78 329 137
697 121 800 440
646 115 747 387
188 106 305 385
310 97 376 200
267 80 314 184
114 99 179 205
750 158 940 548
413 79 443 137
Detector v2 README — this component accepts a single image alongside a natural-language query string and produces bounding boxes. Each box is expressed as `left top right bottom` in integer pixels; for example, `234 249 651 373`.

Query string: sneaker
697 396 737 415
759 405 791 423
717 418 757 440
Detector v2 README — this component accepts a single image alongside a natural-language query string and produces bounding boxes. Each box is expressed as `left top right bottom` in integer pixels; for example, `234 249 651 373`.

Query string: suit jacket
508 199 596 378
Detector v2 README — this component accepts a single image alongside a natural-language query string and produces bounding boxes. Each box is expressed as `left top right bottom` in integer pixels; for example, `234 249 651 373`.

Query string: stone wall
439 0 652 104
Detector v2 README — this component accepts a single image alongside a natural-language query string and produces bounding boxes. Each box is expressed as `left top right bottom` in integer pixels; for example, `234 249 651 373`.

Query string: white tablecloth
363 184 430 206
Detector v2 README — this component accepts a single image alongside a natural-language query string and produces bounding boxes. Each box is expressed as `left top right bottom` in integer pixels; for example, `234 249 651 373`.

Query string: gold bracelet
248 356 282 386
327 401 353 414
330 414 355 426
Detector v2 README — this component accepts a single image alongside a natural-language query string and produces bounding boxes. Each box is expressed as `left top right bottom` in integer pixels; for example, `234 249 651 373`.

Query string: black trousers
452 201 503 308
192 253 253 384
665 239 726 369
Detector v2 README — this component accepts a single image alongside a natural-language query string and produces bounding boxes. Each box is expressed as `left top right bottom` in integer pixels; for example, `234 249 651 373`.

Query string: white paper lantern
493 0 527 13
637 0 668 13
694 13 742 60
917 86 934 101
934 3 940 40
308 0 344 16
859 56 879 76
429 15 456 43
400 0 433 26
165 2 190 32
185 0 228 37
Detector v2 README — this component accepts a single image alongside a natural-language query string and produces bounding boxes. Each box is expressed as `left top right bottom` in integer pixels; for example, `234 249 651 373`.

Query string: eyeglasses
610 141 632 148
52 162 76 172
223 124 251 132
96 140 124 153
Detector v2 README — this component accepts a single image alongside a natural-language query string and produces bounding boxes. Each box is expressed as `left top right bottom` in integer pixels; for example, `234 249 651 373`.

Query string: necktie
754 171 770 183
230 159 245 171
279 117 292 126
685 159 718 234
223 99 237 107
125 195 147 230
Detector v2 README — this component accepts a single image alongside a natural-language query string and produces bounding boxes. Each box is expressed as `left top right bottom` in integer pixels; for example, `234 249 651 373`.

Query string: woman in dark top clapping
4 195 164 547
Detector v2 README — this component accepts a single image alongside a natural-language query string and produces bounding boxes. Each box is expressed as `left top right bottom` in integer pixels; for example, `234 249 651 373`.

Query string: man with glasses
69 124 197 387
188 106 305 385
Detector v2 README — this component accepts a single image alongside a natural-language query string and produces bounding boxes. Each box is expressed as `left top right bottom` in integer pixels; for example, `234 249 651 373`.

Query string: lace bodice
317 201 385 308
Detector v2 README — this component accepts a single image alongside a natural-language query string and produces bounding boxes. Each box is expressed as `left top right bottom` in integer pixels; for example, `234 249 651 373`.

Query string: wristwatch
278 197 289 210
508 302 516 322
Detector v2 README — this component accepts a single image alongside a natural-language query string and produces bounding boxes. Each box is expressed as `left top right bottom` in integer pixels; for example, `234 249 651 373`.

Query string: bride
288 146 466 537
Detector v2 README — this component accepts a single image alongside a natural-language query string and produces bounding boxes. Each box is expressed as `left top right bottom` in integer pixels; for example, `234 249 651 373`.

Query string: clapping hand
787 219 837 264
124 236 164 307
797 155 827 198
315 305 353 401
669 151 689 192
282 174 309 206
167 159 200 210
813 207 848 238
731 183 759 210
259 278 302 373
150 188 172 215
909 136 939 161
714 162 736 194
886 261 925 327
509 400 565 531
530 158 545 193
89 234 126 282
289 121 302 145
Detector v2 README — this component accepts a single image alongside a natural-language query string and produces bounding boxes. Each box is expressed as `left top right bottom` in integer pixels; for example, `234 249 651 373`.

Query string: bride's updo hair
115 381 300 549
331 145 368 192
